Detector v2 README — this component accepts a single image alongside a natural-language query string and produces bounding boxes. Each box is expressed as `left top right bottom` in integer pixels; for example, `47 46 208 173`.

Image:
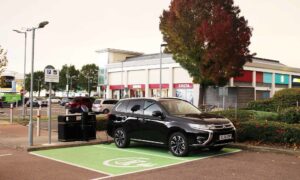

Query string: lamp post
12 29 27 120
159 43 167 97
70 75 76 92
27 21 49 146
37 78 42 97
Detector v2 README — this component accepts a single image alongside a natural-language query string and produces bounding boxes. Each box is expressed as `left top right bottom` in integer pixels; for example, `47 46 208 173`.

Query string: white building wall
127 70 147 84
149 68 169 84
173 67 193 83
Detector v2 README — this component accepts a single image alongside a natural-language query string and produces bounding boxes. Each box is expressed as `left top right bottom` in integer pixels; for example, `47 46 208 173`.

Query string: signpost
44 65 59 144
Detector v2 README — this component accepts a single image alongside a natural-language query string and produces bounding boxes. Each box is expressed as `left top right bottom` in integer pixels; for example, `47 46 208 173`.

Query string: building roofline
95 48 143 55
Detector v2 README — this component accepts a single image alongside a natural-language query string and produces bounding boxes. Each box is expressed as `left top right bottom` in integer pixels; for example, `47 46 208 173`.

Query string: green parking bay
31 144 241 176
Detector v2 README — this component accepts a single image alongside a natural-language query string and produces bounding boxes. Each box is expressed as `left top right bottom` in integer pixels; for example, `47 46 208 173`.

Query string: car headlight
189 124 212 130
229 122 236 129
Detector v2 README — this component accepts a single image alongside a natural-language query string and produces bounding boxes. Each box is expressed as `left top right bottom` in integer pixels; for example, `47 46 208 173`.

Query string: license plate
219 134 232 140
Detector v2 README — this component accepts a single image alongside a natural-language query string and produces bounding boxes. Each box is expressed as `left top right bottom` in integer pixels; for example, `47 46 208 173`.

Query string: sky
1 0 300 74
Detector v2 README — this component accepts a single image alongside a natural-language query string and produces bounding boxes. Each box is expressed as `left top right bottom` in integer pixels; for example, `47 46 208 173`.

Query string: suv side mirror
131 105 140 112
152 111 163 118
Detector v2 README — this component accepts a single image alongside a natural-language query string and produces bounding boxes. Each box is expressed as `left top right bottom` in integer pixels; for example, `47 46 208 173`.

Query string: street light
27 21 49 146
37 78 43 97
12 29 27 120
70 75 77 91
159 43 167 97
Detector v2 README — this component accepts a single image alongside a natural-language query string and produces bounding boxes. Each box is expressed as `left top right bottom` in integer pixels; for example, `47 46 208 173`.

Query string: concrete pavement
0 123 112 151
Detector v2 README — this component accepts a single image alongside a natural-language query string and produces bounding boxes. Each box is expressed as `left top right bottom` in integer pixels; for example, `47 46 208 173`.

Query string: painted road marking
31 144 241 178
93 145 186 161
91 149 242 180
0 153 12 157
30 152 113 176
103 157 156 168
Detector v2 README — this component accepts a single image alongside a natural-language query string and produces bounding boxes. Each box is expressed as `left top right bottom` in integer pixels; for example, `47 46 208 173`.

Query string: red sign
149 84 169 89
110 85 124 90
128 84 145 89
173 83 193 89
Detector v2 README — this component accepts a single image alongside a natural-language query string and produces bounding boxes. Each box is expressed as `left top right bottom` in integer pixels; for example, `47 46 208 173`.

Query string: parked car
48 97 61 104
66 97 95 113
26 98 48 107
92 99 118 114
60 97 74 106
107 98 236 157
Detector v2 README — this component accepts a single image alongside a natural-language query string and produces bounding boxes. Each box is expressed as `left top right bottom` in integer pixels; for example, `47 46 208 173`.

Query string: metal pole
10 104 13 124
29 29 35 146
88 77 90 97
22 32 27 120
66 66 69 97
48 82 52 144
37 106 41 136
159 46 162 97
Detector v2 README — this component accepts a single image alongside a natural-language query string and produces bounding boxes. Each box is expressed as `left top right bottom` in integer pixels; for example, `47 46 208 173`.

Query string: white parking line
93 145 187 161
29 152 113 176
0 154 12 157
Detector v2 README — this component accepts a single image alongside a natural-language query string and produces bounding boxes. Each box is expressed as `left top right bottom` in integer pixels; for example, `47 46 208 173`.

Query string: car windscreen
160 99 201 116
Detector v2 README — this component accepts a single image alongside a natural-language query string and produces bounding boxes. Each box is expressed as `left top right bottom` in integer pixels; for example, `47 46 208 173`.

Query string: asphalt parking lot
1 144 300 180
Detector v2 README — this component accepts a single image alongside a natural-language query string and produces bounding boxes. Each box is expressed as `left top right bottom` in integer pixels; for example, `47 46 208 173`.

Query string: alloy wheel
170 133 187 156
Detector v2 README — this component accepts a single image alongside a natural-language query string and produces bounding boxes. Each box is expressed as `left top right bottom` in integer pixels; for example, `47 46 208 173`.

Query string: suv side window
144 100 162 116
115 100 129 113
126 100 144 115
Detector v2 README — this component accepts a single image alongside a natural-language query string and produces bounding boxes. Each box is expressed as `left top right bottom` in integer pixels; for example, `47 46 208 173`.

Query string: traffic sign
44 68 59 83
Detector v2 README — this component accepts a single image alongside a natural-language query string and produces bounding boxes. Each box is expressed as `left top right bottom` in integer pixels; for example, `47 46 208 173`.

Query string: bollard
297 101 299 107
10 104 13 124
36 106 41 136
65 108 69 121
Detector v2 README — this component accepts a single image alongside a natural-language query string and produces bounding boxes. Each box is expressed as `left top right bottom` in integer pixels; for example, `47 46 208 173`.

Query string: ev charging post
44 65 59 144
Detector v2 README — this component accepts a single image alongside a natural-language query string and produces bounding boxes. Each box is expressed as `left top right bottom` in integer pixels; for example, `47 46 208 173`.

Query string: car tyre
169 132 189 157
114 128 130 148
209 146 224 152
103 109 109 114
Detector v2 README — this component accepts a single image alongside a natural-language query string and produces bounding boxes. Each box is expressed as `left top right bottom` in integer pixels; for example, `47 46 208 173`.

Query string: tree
0 45 8 76
57 65 79 92
79 64 99 96
25 71 45 97
160 0 253 106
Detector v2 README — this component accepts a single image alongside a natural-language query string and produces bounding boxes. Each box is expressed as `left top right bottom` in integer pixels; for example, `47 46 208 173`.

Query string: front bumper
188 128 236 147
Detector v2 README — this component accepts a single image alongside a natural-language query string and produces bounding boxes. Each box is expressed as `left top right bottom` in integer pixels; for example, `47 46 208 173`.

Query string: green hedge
247 88 300 112
236 120 300 144
279 107 300 124
273 88 300 110
247 99 276 112
212 110 278 123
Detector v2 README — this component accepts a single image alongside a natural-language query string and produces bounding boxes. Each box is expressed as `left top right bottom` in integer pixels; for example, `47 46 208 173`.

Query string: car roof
118 97 184 102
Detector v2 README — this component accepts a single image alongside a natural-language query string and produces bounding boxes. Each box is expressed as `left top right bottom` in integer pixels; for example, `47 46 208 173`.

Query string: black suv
107 98 236 157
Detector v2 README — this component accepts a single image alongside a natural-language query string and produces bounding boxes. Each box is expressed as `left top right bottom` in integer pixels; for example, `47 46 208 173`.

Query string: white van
92 99 118 114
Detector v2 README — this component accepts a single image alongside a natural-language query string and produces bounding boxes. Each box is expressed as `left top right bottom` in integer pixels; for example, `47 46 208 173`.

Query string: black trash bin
58 114 82 141
81 107 96 141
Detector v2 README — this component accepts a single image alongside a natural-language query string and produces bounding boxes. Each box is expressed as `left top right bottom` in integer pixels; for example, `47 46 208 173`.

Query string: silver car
92 99 118 114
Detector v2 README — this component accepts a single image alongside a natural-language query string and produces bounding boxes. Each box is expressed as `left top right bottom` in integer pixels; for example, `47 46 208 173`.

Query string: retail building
96 48 300 107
